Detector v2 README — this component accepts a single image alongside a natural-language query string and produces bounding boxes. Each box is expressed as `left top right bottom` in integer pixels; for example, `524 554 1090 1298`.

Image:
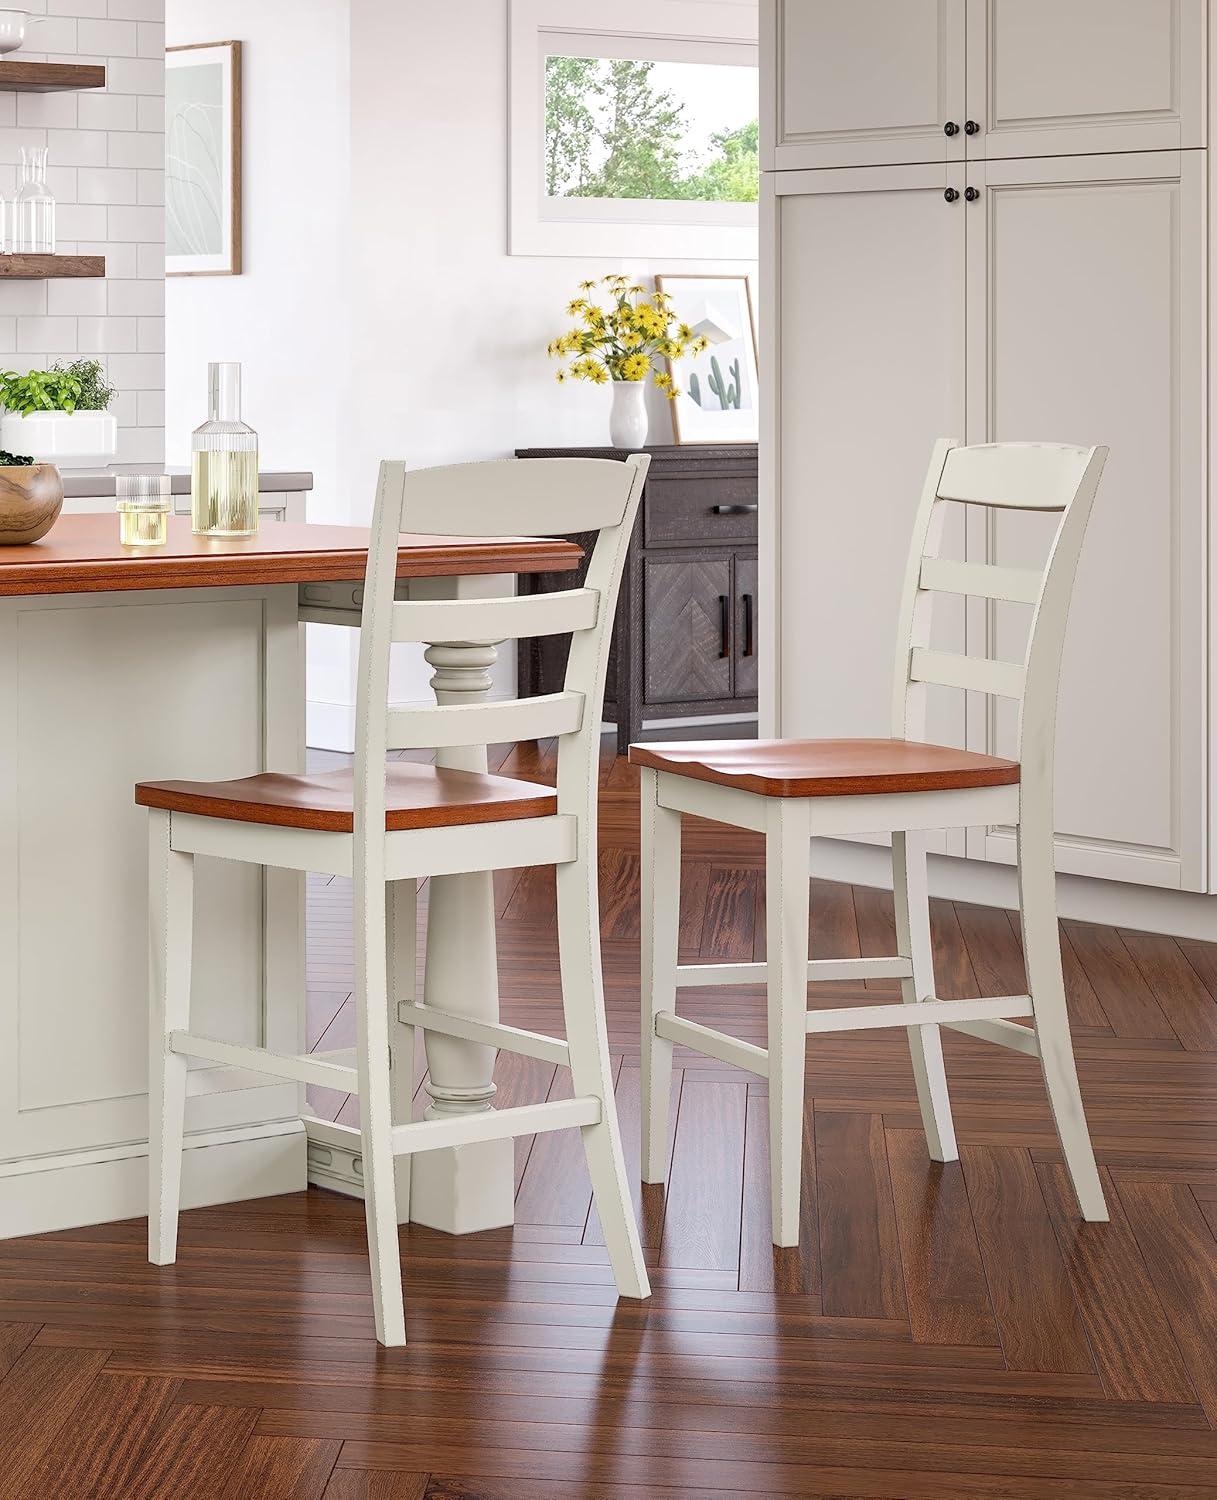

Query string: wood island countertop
0 515 582 597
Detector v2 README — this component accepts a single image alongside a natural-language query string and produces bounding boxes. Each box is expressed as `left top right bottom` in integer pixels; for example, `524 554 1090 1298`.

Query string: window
510 0 758 259
545 57 758 205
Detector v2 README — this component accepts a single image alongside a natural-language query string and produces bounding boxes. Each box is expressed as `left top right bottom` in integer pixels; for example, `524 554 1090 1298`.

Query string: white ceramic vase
609 379 648 450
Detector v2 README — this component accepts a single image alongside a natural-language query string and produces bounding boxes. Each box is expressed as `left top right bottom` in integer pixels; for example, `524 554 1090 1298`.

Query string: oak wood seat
628 737 1021 798
135 762 557 833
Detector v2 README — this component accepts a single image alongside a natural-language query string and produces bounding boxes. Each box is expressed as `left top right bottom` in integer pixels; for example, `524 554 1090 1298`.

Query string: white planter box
0 410 118 469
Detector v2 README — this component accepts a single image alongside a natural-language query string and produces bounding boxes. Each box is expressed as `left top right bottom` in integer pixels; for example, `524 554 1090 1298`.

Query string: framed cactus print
656 274 758 444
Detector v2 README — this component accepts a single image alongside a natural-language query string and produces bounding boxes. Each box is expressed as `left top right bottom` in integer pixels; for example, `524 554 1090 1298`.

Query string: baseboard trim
0 1120 307 1239
306 1133 363 1199
813 837 1217 942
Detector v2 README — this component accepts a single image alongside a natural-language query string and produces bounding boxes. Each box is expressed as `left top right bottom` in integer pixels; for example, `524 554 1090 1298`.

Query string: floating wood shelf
0 255 105 280
0 61 106 93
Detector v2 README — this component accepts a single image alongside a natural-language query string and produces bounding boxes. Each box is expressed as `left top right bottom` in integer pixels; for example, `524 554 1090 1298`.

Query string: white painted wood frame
147 455 652 1346
641 441 1112 1249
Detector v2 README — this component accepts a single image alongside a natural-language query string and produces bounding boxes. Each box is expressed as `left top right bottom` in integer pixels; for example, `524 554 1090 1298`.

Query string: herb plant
0 450 34 466
52 358 116 412
0 359 115 416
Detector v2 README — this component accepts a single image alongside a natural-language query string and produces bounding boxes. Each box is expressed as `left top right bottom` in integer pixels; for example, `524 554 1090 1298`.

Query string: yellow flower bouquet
547 274 709 400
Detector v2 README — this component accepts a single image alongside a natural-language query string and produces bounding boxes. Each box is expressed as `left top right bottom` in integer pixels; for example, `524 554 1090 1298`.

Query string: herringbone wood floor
2 739 1217 1496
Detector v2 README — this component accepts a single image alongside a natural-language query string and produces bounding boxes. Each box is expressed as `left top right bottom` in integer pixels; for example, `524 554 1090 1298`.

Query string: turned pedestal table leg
407 623 516 1233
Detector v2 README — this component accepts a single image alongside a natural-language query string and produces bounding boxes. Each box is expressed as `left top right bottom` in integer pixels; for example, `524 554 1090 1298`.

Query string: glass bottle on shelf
190 362 259 537
12 147 54 255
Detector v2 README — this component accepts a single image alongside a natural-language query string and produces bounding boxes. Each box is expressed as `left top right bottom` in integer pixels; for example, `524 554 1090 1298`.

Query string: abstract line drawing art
166 41 242 277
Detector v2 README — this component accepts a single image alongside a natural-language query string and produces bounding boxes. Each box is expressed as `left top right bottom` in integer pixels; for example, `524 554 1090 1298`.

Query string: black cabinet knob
965 185 980 201
943 120 960 136
943 187 960 203
965 119 980 135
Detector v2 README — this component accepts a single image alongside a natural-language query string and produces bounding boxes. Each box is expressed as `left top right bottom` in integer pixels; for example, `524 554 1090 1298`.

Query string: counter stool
138 454 651 1345
632 440 1110 1246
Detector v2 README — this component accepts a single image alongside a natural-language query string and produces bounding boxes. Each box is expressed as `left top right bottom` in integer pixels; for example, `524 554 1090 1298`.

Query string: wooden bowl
0 464 63 545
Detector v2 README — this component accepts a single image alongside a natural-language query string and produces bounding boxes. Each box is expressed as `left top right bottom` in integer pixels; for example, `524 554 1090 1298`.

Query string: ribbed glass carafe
190 363 258 536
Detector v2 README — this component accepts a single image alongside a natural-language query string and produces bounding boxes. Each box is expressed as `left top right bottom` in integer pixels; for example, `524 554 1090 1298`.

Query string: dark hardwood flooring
4 739 1217 1496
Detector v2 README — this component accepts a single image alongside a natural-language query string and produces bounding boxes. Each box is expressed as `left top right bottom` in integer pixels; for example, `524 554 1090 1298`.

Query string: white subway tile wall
1 2 164 465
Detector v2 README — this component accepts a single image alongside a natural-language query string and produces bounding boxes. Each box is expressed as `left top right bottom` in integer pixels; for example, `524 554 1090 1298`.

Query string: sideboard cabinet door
734 554 760 701
966 0 1205 160
964 150 1206 891
644 556 734 706
763 0 965 171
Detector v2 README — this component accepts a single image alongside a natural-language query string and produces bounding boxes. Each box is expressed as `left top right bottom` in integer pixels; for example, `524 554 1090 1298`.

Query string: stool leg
355 872 408 1347
387 879 416 1221
766 800 811 1248
147 809 193 1266
892 830 957 1163
640 768 680 1185
1018 809 1107 1221
557 852 650 1300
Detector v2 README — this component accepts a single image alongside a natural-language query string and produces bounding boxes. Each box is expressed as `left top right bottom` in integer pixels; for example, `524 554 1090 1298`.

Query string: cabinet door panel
735 554 759 700
965 151 1204 890
765 0 965 170
966 0 1204 159
772 166 967 751
644 557 733 705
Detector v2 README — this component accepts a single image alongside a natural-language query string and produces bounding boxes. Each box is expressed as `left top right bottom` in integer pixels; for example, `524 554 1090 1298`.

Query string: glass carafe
13 146 54 255
190 362 259 536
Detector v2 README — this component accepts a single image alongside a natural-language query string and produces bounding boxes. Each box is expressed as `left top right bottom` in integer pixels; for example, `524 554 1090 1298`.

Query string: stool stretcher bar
650 996 1036 1080
398 1002 570 1068
655 1013 770 1077
390 1096 600 1156
805 995 1033 1034
675 956 914 987
169 1031 358 1093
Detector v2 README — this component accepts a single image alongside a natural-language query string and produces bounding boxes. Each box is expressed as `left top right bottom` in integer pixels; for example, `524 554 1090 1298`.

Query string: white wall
0 1 166 466
342 0 758 740
168 0 757 747
165 0 350 725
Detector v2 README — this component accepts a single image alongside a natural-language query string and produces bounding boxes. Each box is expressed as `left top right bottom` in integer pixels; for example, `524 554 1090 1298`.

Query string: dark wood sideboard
515 444 759 752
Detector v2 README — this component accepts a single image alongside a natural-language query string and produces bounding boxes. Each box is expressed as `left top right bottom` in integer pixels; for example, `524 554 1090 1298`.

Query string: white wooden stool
633 440 1110 1246
139 454 652 1345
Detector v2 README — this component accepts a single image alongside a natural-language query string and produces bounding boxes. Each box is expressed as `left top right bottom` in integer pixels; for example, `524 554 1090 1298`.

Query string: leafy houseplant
0 358 119 467
547 274 709 447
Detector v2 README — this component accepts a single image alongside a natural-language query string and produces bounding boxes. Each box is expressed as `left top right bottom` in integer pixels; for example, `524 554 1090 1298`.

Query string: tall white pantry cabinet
761 0 1214 896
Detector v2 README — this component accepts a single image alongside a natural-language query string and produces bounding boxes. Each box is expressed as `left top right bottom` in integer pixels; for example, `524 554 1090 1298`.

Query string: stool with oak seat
632 440 1110 1246
138 454 651 1345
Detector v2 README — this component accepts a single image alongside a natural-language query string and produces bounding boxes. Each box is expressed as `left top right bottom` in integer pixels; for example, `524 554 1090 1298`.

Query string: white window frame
508 0 759 260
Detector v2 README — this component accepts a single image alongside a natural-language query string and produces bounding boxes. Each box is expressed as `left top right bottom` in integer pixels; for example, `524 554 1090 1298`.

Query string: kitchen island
0 514 579 1238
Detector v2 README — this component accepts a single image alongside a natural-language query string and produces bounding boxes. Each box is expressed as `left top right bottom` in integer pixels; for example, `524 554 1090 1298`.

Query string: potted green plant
0 447 63 544
0 358 118 468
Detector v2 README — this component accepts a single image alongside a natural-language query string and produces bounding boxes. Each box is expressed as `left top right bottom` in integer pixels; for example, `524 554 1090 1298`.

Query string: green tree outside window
545 57 758 204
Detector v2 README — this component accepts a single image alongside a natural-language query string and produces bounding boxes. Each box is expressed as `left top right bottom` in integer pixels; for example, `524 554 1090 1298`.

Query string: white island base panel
0 583 308 1235
0 550 560 1240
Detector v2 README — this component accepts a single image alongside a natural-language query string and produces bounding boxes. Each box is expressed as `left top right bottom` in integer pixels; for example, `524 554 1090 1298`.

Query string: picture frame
657 273 759 444
166 40 243 277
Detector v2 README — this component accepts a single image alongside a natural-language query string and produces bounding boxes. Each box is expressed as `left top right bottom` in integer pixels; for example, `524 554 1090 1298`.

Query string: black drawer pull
742 592 754 658
718 595 730 658
711 503 758 515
